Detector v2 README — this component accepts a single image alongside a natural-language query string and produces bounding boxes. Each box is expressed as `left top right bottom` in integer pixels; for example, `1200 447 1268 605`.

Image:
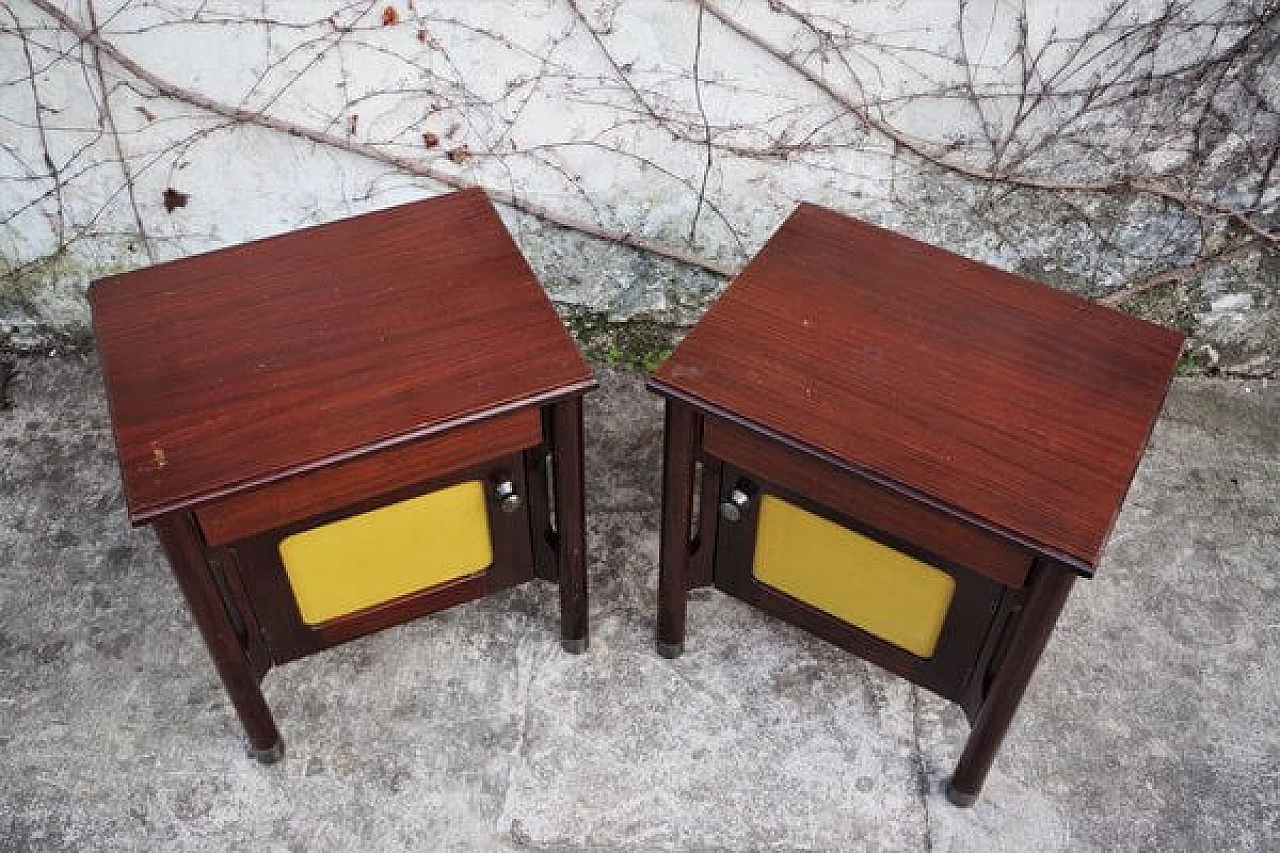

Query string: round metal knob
494 479 522 514
719 487 752 522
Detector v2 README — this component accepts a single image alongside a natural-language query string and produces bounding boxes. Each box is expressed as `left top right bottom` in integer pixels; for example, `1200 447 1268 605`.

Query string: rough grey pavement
1 356 1277 852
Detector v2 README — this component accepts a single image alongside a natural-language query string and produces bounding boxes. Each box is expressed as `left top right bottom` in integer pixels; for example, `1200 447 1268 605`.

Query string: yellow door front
278 481 493 625
752 495 955 658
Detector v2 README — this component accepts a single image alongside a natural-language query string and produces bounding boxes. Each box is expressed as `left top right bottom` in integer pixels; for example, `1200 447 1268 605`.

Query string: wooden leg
947 563 1075 806
551 397 589 654
153 513 284 763
656 400 700 658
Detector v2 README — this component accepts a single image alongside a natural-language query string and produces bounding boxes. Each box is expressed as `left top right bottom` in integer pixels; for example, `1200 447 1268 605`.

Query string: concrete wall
2 1 1276 373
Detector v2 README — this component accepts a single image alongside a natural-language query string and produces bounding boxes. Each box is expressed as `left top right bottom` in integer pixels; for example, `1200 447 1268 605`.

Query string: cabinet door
713 464 1005 702
227 454 536 663
278 480 495 626
752 494 957 659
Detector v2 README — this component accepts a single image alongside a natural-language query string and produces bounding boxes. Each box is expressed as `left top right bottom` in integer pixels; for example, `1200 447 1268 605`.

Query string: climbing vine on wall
2 1 1277 367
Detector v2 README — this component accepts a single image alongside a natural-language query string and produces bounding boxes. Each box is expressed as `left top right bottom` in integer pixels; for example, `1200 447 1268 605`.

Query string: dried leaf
163 188 189 213
381 6 399 26
422 131 439 148
447 145 470 164
416 28 429 44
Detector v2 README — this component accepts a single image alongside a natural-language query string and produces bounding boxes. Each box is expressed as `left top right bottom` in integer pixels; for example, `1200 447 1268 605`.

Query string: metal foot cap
561 636 589 655
945 779 978 808
656 641 684 660
248 739 285 765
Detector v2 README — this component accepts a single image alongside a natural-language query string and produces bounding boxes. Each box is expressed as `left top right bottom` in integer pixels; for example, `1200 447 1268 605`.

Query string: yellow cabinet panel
279 481 493 625
752 495 955 658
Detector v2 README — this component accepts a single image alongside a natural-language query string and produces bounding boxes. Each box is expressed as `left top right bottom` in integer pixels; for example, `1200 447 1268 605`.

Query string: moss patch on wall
561 308 680 373
2 244 138 343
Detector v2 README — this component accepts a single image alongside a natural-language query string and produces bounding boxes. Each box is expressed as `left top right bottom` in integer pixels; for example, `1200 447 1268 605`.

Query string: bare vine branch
25 0 739 277
1101 237 1266 306
689 0 714 244
4 0 1276 339
85 0 153 264
700 0 1277 244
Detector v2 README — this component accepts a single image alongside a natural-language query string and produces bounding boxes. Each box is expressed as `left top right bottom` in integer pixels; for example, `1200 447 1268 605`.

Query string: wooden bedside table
648 202 1183 805
91 188 595 762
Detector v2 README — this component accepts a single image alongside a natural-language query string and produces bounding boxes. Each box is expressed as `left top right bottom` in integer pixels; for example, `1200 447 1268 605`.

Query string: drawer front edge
703 416 1033 589
197 408 543 546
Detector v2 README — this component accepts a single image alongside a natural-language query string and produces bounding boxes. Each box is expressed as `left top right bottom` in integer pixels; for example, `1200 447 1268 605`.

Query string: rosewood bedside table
91 188 594 762
648 202 1183 806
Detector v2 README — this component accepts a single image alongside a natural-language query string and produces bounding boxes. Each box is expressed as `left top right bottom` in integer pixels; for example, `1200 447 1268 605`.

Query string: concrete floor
1 356 1277 852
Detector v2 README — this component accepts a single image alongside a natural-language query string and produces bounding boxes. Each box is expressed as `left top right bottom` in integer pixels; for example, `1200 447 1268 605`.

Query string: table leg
153 513 284 763
947 563 1075 805
551 397 589 654
656 400 700 659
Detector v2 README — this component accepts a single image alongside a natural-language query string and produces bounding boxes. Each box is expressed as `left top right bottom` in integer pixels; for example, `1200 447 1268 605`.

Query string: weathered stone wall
2 1 1276 373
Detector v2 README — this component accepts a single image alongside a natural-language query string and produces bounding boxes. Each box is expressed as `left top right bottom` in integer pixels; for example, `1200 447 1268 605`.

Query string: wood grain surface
652 203 1183 571
91 188 593 524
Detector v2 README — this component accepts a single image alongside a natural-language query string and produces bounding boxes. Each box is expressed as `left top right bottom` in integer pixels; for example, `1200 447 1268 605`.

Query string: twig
28 0 739 278
9 6 66 247
700 0 1277 244
1100 237 1267 305
689 0 713 245
1254 144 1278 211
568 0 690 138
19 0 1276 310
85 0 154 264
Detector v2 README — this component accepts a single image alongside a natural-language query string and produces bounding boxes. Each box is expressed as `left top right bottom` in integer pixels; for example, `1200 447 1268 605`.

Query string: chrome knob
719 487 752 522
494 479 521 514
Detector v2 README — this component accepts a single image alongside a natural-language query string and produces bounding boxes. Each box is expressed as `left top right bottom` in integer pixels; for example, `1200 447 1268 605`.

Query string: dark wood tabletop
92 188 593 525
651 203 1183 573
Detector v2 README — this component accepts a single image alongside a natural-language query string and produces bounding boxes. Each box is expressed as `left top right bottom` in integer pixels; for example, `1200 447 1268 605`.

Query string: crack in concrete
910 686 936 853
496 634 545 841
